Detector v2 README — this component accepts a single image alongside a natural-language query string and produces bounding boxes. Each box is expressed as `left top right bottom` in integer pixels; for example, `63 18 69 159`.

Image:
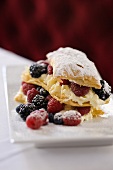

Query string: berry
63 110 81 126
29 63 47 78
36 85 41 92
92 80 111 100
32 94 48 109
26 113 43 129
47 98 64 114
70 82 90 97
60 79 70 86
18 103 37 121
21 81 26 85
16 104 24 113
39 88 49 97
38 108 48 125
76 107 91 116
48 113 54 123
46 95 52 101
27 88 39 103
47 65 53 74
22 82 36 95
54 112 63 125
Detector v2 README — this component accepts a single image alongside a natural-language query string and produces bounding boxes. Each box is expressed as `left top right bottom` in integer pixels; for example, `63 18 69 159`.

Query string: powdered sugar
104 80 111 94
62 110 81 120
47 47 101 85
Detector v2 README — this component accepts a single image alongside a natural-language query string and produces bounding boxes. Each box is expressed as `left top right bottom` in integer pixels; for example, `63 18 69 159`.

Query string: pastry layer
47 47 101 89
15 67 109 107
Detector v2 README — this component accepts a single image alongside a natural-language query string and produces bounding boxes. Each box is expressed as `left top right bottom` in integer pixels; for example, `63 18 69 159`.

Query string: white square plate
3 65 113 147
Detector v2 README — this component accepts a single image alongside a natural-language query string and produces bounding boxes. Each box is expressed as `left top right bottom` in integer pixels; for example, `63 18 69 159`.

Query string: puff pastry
15 47 111 108
14 47 111 123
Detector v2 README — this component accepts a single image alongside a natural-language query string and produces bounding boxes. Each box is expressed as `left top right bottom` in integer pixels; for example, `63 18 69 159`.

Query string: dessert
14 47 111 129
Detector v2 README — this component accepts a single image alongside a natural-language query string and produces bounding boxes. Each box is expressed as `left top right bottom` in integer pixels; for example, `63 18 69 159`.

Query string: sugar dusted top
47 47 101 87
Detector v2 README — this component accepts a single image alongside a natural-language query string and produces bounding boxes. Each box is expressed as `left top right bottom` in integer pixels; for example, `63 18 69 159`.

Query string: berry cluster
92 80 111 100
16 81 66 129
16 79 94 129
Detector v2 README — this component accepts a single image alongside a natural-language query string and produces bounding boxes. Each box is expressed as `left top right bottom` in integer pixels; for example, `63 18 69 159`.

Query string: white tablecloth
0 48 113 170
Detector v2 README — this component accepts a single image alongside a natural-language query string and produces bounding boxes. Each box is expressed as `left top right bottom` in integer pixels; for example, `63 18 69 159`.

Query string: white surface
0 48 113 170
3 65 113 147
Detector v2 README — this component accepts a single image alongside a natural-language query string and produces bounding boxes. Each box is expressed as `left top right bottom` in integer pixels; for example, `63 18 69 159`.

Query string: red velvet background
0 0 113 88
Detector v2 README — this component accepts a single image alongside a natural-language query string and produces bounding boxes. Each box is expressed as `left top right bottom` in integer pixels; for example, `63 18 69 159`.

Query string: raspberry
18 103 37 121
21 81 26 85
46 95 52 101
76 107 91 116
38 108 48 125
39 87 49 97
70 82 90 97
92 80 111 100
26 113 43 129
22 82 36 95
54 112 63 125
60 79 70 86
47 98 64 114
47 65 53 74
27 88 39 103
63 110 81 126
32 94 48 109
29 63 47 78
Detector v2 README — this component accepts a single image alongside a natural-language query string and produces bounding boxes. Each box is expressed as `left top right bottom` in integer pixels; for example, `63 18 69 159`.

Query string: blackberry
18 103 37 121
36 85 41 92
16 104 24 113
54 113 63 125
39 88 49 97
32 94 48 109
92 80 111 100
29 63 47 78
48 113 54 123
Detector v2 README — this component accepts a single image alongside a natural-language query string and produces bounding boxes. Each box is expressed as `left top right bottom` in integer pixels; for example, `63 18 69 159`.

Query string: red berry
26 113 43 129
46 95 52 101
22 82 36 95
76 107 91 116
21 81 26 85
27 88 39 103
38 108 48 125
60 79 70 86
70 82 90 97
63 110 81 126
47 98 64 114
47 65 53 74
30 109 48 125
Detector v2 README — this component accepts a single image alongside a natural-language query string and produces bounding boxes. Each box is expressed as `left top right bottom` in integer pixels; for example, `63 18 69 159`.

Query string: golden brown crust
47 47 101 89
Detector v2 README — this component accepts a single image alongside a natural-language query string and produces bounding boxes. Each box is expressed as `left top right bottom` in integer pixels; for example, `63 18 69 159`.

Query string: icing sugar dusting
104 80 111 94
100 95 113 117
63 110 81 120
47 47 101 84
